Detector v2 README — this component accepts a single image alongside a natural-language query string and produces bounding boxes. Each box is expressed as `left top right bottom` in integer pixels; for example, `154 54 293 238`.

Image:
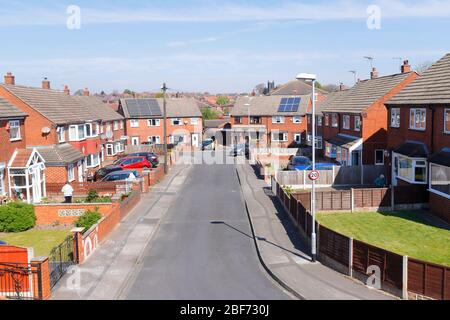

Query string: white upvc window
445 109 450 134
409 108 426 131
100 124 104 134
331 113 338 128
342 115 350 130
272 116 285 124
294 133 301 144
429 163 450 199
391 108 401 128
85 123 97 138
271 132 288 142
172 118 182 126
113 121 119 131
57 126 65 143
86 154 100 168
148 119 161 127
149 136 161 144
120 121 124 130
106 144 116 156
106 123 112 133
191 118 199 125
130 119 140 128
8 120 21 141
325 114 330 126
375 150 385 165
317 116 323 127
396 154 427 184
355 116 361 132
293 116 302 124
69 124 86 141
68 164 75 182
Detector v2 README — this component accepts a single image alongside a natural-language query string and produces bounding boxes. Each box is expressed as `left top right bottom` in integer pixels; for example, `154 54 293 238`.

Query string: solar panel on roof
127 99 162 118
278 97 301 112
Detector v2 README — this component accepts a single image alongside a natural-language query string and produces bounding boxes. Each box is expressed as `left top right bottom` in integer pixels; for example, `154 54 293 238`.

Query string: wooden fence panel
408 258 450 300
319 226 350 267
394 185 429 205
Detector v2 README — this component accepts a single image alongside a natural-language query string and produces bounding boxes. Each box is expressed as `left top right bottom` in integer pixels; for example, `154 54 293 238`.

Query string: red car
114 156 154 169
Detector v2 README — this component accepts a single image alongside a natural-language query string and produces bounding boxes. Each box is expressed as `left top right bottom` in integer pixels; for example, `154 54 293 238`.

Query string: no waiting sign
308 170 320 181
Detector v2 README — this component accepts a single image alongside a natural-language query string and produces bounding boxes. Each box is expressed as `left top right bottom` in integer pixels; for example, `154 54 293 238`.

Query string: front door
192 134 199 148
77 161 83 182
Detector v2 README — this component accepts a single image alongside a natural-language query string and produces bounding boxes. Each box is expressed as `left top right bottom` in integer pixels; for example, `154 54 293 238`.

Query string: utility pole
162 83 168 174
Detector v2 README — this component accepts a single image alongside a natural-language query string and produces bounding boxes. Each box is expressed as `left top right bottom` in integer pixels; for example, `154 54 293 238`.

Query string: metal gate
49 235 75 288
0 262 42 300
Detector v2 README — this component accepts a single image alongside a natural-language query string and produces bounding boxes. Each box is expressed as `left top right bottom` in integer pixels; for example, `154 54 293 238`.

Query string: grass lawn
317 211 450 267
0 229 71 257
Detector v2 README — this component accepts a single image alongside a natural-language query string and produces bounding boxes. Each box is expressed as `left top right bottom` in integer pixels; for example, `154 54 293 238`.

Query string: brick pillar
31 257 51 300
142 174 150 193
71 228 84 264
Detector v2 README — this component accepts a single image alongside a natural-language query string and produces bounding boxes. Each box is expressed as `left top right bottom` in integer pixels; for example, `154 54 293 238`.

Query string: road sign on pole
309 170 320 181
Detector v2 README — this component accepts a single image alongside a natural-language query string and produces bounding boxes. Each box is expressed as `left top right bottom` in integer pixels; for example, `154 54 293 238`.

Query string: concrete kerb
235 167 305 301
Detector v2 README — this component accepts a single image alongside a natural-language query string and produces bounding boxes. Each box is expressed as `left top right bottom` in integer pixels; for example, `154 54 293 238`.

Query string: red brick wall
0 120 26 164
429 193 450 224
34 203 117 226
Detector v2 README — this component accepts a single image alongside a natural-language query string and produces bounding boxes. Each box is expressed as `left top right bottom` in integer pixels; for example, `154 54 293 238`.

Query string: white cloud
1 0 450 26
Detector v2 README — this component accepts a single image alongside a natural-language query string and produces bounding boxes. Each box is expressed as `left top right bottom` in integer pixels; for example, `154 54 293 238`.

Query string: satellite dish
106 131 113 139
42 127 51 134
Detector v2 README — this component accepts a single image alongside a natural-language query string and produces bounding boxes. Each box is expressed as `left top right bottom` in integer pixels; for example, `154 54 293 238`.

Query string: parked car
202 139 215 151
128 152 159 167
287 156 312 171
304 164 336 171
230 143 250 157
92 166 124 182
114 156 154 169
101 170 140 182
0 240 7 245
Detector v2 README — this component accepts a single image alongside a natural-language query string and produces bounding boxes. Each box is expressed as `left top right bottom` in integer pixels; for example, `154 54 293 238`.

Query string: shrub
85 189 112 203
75 209 102 231
0 202 36 233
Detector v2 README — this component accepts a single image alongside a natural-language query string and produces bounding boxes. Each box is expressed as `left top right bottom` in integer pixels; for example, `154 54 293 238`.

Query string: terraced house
386 53 450 223
0 73 126 202
319 62 418 166
119 98 203 148
230 95 312 148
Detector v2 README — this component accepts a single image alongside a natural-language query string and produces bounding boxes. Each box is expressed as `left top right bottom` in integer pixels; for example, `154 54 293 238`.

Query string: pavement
236 163 394 300
52 164 192 300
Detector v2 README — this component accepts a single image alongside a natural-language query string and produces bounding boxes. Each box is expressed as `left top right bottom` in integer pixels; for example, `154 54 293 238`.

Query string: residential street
122 155 292 300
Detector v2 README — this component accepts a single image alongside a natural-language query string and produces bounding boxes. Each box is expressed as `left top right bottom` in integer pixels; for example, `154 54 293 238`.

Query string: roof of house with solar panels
232 95 311 117
119 97 202 119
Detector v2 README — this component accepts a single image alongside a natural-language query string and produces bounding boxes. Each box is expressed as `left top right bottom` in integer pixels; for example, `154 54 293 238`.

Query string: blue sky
0 0 449 94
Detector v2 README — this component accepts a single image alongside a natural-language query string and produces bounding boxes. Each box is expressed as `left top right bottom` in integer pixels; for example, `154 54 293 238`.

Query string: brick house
270 79 328 96
118 98 203 148
230 95 311 148
319 63 418 166
0 96 28 198
386 54 450 222
0 73 123 190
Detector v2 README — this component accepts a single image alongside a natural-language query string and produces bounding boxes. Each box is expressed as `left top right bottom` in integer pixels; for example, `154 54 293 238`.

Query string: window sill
9 138 22 142
408 128 426 132
396 176 427 185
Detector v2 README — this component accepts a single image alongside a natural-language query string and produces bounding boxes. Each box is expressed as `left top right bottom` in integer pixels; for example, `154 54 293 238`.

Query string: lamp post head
296 73 317 81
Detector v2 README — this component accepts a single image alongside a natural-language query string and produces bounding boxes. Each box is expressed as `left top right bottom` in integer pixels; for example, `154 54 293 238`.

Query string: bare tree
415 61 434 74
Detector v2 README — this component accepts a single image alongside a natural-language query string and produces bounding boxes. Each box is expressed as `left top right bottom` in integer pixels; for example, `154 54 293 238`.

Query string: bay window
396 154 427 184
391 108 400 128
8 120 21 141
409 108 426 131
430 163 450 198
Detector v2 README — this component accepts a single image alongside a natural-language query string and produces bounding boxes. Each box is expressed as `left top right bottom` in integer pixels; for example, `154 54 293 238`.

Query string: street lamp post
296 73 317 262
162 83 168 175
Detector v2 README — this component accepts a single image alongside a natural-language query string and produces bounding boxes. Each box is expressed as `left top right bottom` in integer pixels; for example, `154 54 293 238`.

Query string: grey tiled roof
0 97 27 119
204 119 228 129
388 54 450 105
73 96 124 122
429 148 450 167
307 90 349 115
322 72 415 114
34 144 84 166
0 84 100 125
394 141 429 158
232 95 311 117
270 80 328 96
120 98 202 118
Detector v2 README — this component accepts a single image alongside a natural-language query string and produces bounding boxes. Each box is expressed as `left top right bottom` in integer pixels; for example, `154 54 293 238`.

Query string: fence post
391 184 395 211
402 255 409 300
349 238 353 277
351 188 355 213
71 228 84 264
31 257 51 300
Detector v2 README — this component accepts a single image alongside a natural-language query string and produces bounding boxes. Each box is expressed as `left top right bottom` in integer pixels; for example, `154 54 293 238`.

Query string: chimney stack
83 88 90 96
64 85 70 96
42 77 51 89
339 83 347 91
401 60 411 73
4 72 15 85
370 67 379 79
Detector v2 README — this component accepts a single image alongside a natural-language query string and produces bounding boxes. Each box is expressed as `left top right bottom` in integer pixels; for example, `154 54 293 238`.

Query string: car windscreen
293 157 310 165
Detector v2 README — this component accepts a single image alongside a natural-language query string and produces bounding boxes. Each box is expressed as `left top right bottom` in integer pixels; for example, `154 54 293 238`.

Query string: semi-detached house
0 73 126 203
386 53 450 223
319 62 418 166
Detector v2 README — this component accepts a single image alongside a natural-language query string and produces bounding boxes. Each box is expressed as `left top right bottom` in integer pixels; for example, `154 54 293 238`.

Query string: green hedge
75 209 102 231
0 202 36 233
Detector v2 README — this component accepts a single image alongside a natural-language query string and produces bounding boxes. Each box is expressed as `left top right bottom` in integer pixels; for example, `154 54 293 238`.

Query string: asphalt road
124 160 292 300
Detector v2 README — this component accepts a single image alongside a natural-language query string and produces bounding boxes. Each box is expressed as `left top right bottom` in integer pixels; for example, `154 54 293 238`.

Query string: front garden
317 211 450 266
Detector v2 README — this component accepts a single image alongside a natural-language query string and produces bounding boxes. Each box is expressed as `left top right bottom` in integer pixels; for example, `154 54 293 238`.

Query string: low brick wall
34 203 117 226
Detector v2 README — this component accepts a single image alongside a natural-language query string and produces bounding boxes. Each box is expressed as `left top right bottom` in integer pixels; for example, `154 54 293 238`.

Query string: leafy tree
75 209 102 231
216 96 230 106
201 107 219 120
0 202 36 233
